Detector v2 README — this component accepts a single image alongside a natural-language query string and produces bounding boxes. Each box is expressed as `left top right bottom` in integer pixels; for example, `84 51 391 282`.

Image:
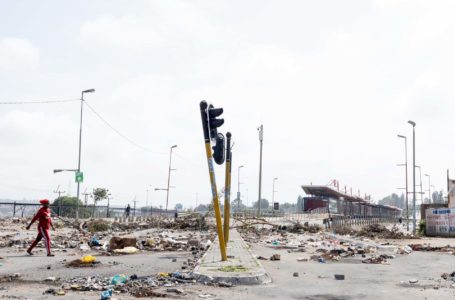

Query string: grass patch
217 265 249 272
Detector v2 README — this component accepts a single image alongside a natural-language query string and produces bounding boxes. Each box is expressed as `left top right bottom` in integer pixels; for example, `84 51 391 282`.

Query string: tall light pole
237 165 244 209
165 145 177 212
257 125 263 217
415 165 423 206
425 174 431 203
272 177 278 208
408 120 416 234
146 188 149 215
76 88 95 220
397 134 409 231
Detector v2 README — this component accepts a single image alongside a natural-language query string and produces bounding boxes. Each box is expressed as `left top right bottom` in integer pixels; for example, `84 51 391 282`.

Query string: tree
194 204 208 213
52 196 85 218
175 203 183 211
252 198 269 209
231 198 246 211
92 188 109 205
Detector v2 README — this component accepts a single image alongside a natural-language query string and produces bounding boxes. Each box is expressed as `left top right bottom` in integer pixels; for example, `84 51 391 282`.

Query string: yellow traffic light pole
224 132 232 245
199 101 227 261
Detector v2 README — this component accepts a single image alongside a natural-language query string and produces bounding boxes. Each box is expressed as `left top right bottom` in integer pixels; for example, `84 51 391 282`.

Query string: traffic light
208 104 224 140
212 133 225 165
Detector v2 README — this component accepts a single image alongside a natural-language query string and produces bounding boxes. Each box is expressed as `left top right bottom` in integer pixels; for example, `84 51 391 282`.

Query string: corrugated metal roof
301 185 366 202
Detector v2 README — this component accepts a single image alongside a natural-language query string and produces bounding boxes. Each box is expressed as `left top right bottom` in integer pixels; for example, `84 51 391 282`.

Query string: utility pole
237 165 244 210
133 196 138 217
408 120 416 235
397 134 409 231
257 124 263 218
53 185 65 216
425 174 431 203
82 188 90 206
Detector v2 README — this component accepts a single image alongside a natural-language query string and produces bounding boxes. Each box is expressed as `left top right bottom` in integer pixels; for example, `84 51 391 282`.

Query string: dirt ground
1 220 455 300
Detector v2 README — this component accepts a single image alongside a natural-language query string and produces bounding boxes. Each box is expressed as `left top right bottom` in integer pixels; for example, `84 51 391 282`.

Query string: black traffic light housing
208 104 224 140
212 133 225 165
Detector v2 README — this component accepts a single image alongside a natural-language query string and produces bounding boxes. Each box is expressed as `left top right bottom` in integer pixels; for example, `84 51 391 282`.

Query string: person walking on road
125 204 131 218
26 199 55 256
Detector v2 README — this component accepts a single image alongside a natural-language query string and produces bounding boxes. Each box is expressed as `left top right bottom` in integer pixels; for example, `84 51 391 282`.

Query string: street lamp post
272 177 278 208
397 135 409 231
237 165 244 209
408 120 416 235
425 174 431 203
257 125 264 217
76 89 95 220
415 165 423 207
165 145 177 212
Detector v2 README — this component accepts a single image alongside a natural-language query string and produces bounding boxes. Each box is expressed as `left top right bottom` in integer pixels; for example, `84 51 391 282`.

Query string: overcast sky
1 0 454 208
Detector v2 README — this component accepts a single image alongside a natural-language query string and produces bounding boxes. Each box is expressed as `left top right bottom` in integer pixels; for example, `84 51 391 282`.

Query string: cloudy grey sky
0 0 454 208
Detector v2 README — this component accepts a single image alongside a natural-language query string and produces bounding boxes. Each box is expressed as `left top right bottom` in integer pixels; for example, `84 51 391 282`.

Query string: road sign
274 202 279 210
75 172 83 183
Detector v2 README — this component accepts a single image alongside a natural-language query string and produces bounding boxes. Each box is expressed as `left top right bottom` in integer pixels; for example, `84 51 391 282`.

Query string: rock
167 288 184 294
270 254 281 261
293 272 299 277
188 239 201 247
257 256 268 260
113 246 139 254
409 279 418 284
172 258 177 262
44 276 58 282
297 257 308 262
218 281 233 287
109 236 137 250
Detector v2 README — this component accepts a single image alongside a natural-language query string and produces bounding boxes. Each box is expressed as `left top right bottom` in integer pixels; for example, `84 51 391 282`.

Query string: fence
0 202 176 219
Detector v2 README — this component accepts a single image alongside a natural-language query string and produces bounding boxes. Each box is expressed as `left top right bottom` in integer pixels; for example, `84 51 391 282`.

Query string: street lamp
415 165 423 206
237 165 244 209
165 145 177 212
408 120 416 235
76 88 95 220
272 177 278 208
425 174 431 203
397 134 409 231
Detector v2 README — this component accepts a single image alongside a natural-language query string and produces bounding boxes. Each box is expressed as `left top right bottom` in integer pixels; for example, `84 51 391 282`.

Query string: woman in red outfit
26 199 55 256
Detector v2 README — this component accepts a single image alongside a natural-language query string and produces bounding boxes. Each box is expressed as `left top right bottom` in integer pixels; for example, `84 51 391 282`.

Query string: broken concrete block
109 236 137 250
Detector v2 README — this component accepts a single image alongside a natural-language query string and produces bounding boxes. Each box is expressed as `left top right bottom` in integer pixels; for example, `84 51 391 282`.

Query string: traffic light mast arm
199 101 227 261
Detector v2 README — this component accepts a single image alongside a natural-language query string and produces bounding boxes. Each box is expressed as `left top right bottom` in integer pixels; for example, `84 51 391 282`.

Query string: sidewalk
193 229 271 285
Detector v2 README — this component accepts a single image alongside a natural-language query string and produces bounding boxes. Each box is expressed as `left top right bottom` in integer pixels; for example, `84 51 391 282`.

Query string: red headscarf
39 199 50 205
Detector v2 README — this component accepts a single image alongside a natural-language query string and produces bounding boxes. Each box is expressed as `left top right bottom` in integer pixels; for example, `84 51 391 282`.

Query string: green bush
87 219 110 233
417 219 426 236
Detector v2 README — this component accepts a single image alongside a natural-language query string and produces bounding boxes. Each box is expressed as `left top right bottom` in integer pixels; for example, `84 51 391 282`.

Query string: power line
0 99 79 105
84 101 167 154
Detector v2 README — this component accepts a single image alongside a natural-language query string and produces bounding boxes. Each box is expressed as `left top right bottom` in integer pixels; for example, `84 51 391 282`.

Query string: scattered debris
334 274 345 280
270 254 281 261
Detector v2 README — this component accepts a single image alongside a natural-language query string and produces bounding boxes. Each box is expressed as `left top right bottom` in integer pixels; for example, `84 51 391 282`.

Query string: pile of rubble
62 271 196 298
334 224 417 239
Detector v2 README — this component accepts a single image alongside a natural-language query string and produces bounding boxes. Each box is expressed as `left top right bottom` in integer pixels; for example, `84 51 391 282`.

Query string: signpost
75 171 84 183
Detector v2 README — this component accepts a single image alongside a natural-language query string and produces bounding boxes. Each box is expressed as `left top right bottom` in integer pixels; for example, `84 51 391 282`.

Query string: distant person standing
125 204 131 218
26 199 55 256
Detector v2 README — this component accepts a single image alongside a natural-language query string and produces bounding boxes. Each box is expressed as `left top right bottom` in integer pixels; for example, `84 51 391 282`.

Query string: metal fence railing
0 202 176 219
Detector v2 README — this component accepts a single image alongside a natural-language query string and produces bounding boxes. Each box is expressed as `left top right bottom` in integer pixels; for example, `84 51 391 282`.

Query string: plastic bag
111 274 128 285
81 255 96 263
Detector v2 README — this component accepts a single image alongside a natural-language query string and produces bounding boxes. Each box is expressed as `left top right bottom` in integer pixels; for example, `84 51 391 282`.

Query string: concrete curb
193 230 271 285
